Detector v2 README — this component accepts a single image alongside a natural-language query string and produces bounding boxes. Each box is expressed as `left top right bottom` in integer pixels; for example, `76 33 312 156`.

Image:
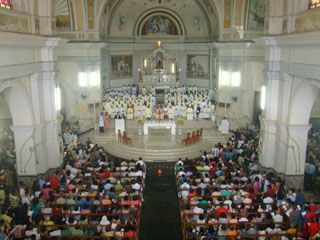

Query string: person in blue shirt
38 176 46 189
295 189 305 206
75 196 84 210
305 161 316 190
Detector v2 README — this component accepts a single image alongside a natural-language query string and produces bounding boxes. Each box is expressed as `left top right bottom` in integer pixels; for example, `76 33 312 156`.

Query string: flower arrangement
136 118 144 125
176 117 184 125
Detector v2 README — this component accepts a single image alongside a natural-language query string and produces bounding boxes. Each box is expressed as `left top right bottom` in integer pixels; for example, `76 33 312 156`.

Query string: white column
11 126 39 176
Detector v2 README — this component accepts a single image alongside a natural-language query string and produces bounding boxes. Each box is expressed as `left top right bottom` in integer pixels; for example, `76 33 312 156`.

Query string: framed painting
111 55 133 79
186 55 209 79
247 0 265 31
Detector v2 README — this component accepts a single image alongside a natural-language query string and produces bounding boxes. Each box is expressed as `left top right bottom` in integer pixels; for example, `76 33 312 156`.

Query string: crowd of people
0 127 16 189
102 87 215 121
305 125 320 192
176 131 320 239
0 138 145 239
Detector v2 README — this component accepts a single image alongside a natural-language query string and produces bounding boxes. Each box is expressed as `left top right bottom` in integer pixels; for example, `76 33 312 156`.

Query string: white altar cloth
143 121 176 135
115 119 125 134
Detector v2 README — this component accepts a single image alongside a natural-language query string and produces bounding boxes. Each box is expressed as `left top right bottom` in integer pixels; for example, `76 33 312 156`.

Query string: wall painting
141 15 178 35
186 55 209 79
247 0 265 31
111 55 133 79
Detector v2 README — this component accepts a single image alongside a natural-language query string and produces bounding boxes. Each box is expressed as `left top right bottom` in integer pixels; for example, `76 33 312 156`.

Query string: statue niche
156 52 163 70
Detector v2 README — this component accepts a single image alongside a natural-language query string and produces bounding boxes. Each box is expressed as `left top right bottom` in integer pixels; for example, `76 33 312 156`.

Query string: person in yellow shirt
227 225 237 240
0 185 5 214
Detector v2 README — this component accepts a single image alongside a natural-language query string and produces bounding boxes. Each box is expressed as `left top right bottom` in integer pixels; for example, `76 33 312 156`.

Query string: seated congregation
0 139 145 239
176 133 320 239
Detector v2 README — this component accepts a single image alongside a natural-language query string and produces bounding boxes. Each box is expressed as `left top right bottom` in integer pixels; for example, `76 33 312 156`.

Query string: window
261 86 266 110
0 0 12 10
55 87 61 111
220 71 228 86
90 72 99 87
232 72 241 87
309 0 320 9
78 72 87 87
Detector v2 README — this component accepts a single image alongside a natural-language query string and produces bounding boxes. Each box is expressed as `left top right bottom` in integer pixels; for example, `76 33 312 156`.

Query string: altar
143 121 176 135
138 46 180 93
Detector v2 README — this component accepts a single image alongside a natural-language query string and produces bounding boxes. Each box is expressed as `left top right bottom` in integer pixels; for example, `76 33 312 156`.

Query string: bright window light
144 59 147 67
221 71 228 86
55 87 61 111
172 63 175 74
78 72 87 87
261 85 266 110
90 72 99 86
232 72 241 87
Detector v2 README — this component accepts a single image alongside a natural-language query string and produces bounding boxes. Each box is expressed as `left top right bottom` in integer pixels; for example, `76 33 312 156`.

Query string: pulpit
115 119 125 134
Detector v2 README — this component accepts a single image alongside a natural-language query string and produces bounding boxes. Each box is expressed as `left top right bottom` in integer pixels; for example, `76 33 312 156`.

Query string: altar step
93 136 228 162
107 119 216 129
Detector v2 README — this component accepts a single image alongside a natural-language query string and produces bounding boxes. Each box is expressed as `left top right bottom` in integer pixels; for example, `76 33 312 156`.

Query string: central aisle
139 162 183 240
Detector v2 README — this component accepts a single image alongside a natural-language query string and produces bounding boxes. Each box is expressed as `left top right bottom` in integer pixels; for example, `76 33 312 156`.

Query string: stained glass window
0 0 12 10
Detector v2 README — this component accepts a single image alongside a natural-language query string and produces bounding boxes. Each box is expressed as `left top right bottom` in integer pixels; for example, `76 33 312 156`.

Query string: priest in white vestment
109 105 115 118
168 106 174 120
174 105 180 118
127 105 134 120
211 104 216 122
146 106 152 120
220 117 229 134
180 104 186 118
141 105 147 119
186 105 194 120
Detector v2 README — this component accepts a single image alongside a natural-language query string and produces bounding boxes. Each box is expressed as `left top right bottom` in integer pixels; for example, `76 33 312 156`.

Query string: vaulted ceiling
54 0 265 42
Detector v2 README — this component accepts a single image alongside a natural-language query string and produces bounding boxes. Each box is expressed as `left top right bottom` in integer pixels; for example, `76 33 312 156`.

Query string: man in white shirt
212 145 220 158
272 209 283 228
220 117 229 134
263 193 274 209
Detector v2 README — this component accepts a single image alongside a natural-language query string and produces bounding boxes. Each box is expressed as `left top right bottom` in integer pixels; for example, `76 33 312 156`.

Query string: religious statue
156 104 164 120
156 58 163 69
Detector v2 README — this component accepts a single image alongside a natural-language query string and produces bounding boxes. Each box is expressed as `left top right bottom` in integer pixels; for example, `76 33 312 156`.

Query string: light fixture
78 72 87 87
172 63 175 73
144 59 147 67
232 72 241 87
157 40 162 47
138 68 141 72
261 85 266 110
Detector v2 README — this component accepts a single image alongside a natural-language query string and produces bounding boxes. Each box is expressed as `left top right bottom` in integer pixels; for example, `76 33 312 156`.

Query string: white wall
310 95 320 118
0 95 11 119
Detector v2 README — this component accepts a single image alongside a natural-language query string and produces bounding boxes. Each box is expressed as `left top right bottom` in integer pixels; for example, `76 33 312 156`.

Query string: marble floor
80 119 229 161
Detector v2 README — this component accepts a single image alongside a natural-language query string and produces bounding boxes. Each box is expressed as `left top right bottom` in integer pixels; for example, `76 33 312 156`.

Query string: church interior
0 0 320 239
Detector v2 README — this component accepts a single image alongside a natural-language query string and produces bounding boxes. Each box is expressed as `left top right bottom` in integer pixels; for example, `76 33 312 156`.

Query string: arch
288 79 320 125
135 9 185 36
0 80 34 127
98 0 217 38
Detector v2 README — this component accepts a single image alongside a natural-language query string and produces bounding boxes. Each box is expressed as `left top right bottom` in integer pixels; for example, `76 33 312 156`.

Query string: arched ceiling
101 0 217 41
54 0 266 42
